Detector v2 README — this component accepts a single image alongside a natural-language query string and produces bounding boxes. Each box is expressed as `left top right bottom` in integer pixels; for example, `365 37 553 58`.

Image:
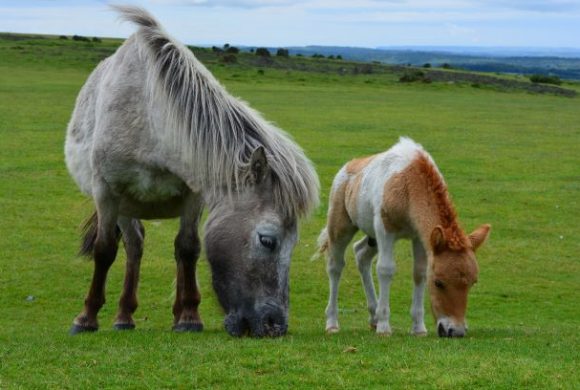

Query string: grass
0 34 579 389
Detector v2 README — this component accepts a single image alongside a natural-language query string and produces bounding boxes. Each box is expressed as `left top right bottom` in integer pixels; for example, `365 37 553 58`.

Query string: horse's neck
406 168 465 255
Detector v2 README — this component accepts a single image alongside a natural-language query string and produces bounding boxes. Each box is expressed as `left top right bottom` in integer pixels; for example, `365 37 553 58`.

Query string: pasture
0 35 579 388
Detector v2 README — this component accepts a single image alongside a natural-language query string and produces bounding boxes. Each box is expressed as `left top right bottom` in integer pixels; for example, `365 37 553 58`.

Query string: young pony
316 137 490 337
65 5 319 337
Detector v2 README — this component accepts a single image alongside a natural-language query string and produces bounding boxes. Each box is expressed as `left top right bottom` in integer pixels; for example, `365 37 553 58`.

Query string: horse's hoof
173 322 203 332
326 326 340 334
412 331 428 337
113 323 135 331
69 324 98 335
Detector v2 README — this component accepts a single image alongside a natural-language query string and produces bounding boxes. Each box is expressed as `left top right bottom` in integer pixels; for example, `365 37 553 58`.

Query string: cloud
471 0 580 13
147 0 302 8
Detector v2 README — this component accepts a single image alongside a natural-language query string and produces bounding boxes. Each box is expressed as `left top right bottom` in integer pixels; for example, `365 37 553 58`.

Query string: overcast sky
1 0 579 48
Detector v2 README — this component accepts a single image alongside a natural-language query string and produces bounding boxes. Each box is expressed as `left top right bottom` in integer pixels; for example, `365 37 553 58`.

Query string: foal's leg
324 208 357 334
172 193 203 332
71 183 119 334
374 218 396 336
113 217 145 330
354 236 378 329
410 238 428 336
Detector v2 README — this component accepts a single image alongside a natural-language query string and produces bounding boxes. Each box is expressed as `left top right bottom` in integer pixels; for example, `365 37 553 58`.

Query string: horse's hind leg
113 217 145 330
354 236 378 329
172 193 203 332
71 186 120 334
410 238 427 336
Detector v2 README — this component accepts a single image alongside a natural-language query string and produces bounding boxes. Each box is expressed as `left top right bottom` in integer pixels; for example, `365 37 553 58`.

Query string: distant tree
92 37 101 43
276 48 289 57
328 55 335 59
441 63 453 69
249 48 255 53
212 46 224 53
224 43 230 50
226 46 239 54
423 63 431 68
59 35 68 40
72 35 90 42
255 47 271 57
311 53 324 59
336 55 342 60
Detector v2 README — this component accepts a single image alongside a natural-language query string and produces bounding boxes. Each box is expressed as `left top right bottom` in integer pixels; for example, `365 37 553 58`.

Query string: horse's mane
414 152 470 251
112 5 319 219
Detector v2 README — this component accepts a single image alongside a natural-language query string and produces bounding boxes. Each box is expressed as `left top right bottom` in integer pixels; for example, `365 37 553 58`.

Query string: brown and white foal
316 137 490 337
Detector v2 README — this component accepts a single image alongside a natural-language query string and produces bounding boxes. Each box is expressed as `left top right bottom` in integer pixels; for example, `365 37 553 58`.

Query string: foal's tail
79 212 121 257
311 227 330 261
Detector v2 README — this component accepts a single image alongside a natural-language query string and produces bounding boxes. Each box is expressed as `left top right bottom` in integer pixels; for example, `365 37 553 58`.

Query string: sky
1 0 579 49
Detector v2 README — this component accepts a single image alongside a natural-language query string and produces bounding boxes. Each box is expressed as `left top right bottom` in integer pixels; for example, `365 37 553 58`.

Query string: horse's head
428 224 491 337
204 147 296 337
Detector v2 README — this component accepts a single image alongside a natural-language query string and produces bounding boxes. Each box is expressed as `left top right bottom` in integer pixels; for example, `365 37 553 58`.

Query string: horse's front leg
374 219 396 336
71 184 120 334
410 238 428 336
113 217 145 330
172 193 203 332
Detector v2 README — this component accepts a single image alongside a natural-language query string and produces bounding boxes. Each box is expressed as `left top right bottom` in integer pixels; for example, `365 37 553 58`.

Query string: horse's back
329 137 426 236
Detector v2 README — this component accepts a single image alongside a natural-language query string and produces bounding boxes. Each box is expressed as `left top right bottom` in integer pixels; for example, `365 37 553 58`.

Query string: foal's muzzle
224 302 287 338
437 320 466 338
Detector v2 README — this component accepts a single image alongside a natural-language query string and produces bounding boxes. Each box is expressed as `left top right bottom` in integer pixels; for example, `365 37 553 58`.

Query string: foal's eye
259 234 277 251
434 279 445 290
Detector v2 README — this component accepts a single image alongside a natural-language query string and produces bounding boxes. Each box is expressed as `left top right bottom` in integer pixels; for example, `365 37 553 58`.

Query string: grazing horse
316 137 490 337
65 5 319 337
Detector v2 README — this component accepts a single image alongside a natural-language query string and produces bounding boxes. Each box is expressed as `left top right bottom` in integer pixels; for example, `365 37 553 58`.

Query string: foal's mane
113 5 319 219
415 152 469 251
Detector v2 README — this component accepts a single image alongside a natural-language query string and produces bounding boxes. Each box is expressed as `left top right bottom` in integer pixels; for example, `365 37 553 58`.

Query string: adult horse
65 5 319 337
316 138 490 337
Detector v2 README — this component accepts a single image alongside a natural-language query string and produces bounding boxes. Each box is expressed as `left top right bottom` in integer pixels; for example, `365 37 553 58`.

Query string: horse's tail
79 212 121 257
311 227 330 261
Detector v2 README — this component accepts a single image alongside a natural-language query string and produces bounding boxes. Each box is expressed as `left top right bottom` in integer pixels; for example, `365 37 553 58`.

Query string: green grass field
0 35 579 389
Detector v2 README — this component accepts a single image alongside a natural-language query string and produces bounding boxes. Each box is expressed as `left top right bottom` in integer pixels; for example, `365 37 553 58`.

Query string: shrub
423 63 431 68
399 70 430 83
276 48 289 57
311 53 324 59
225 46 239 54
221 54 237 64
212 46 223 53
59 35 68 40
336 55 342 60
328 55 335 60
255 47 271 57
92 37 101 43
441 63 453 69
529 74 562 85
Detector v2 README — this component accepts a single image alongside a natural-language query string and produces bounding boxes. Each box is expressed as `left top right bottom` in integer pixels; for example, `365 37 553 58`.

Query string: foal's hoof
113 323 136 331
69 324 98 335
325 326 340 334
173 322 204 332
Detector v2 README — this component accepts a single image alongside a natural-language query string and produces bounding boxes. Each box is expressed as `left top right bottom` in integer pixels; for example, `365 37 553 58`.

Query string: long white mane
113 5 319 219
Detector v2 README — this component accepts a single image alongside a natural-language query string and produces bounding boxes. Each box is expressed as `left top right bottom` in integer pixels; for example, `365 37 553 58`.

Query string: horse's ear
249 146 269 185
469 224 491 251
430 226 447 255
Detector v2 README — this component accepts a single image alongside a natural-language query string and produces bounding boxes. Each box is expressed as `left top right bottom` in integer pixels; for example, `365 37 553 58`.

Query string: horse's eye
434 279 445 290
259 234 277 251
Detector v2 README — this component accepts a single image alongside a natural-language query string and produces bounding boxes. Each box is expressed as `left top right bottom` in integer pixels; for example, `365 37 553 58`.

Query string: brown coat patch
345 155 375 175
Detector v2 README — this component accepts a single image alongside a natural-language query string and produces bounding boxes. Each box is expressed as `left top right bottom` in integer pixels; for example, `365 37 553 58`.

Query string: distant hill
280 46 580 80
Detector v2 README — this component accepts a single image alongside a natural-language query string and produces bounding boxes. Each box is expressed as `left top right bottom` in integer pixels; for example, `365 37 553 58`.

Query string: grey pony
65 5 319 337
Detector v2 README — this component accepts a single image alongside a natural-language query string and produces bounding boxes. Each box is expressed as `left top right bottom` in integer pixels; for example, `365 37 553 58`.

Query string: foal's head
204 147 297 337
428 224 491 337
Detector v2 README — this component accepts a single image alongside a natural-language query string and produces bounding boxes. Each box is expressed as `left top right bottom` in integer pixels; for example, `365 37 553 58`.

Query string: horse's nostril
438 322 446 337
447 327 454 337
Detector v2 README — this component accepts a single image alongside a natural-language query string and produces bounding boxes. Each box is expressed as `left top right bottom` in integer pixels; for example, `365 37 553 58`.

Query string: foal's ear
469 224 491 251
249 146 269 185
430 225 447 255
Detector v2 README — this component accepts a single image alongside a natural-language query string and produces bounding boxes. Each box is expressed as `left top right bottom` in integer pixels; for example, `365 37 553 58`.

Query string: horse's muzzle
437 321 466 338
224 303 287 338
